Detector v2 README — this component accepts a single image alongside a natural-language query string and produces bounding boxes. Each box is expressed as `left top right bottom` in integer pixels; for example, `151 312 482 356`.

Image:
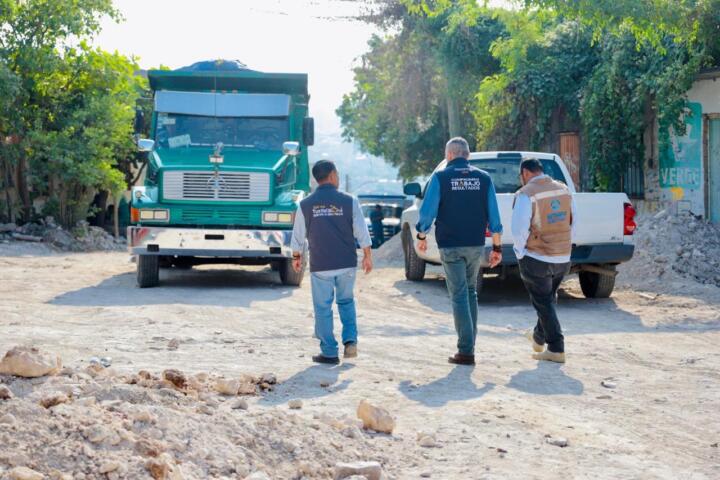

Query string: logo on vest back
550 199 561 211
313 204 344 218
450 177 481 191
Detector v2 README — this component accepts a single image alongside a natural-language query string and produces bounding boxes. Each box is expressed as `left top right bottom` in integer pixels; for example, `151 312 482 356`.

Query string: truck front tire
402 227 426 281
279 257 305 286
137 255 160 288
579 265 616 298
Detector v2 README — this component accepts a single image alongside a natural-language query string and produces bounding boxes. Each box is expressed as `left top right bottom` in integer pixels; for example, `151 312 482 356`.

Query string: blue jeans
310 269 358 357
440 246 484 355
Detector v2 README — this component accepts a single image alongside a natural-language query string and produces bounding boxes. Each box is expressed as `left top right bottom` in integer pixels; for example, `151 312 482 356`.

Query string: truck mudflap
127 226 294 258
499 243 635 266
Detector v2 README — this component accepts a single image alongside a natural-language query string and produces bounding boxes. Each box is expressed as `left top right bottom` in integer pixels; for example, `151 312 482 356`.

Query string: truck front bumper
127 226 294 258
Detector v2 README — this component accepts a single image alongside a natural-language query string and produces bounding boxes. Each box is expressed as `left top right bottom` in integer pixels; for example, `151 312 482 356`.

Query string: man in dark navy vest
415 137 503 365
291 160 373 364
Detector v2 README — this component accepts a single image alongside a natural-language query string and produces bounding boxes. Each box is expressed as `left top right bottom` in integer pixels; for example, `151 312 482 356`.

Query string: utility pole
345 174 351 193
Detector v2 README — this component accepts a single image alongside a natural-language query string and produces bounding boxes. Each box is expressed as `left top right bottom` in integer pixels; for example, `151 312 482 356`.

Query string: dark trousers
519 256 570 353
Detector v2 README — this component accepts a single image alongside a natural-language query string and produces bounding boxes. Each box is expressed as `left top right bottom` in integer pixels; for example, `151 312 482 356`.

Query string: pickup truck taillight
623 202 637 235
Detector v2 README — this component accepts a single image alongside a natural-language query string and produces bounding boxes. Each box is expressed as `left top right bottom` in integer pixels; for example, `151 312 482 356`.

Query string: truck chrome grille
163 171 270 202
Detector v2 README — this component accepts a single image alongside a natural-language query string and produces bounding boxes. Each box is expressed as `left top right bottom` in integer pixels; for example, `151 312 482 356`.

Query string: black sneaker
312 354 340 365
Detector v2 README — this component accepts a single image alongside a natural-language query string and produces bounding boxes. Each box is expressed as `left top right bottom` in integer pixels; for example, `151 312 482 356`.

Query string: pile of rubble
0 218 123 252
0 346 393 480
621 210 720 290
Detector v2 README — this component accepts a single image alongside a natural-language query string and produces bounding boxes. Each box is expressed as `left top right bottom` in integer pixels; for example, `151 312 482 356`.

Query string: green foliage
338 1 503 179
0 0 143 226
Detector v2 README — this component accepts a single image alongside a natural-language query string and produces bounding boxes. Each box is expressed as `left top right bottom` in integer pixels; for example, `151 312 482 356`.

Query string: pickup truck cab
400 152 637 298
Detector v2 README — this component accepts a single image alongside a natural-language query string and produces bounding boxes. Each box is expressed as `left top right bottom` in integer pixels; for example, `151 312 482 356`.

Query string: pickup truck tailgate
572 193 626 244
496 192 627 245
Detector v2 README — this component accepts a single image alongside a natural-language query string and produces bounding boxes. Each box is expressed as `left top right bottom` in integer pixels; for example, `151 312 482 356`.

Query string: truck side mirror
303 117 315 146
133 107 145 135
283 141 301 156
137 138 155 152
403 182 422 197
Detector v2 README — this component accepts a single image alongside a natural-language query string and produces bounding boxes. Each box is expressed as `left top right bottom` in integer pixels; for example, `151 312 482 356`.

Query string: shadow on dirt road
49 266 294 307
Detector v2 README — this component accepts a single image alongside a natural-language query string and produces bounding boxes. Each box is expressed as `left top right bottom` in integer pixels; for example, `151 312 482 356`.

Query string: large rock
0 346 61 378
357 399 395 434
0 385 12 400
214 379 240 395
334 461 384 480
8 467 44 480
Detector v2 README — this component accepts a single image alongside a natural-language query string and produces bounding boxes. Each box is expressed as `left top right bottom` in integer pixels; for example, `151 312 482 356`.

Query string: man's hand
489 250 502 268
292 252 302 273
418 239 428 252
362 255 373 274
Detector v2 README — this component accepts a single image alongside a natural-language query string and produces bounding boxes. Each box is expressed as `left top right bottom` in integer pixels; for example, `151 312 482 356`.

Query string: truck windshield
155 113 288 151
469 158 567 193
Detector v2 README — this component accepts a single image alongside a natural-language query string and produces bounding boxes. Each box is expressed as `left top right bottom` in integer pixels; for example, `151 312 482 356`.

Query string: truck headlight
263 211 294 224
139 209 169 221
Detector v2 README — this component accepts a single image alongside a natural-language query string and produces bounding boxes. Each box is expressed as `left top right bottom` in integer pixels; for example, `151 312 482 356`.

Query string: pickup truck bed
400 151 637 298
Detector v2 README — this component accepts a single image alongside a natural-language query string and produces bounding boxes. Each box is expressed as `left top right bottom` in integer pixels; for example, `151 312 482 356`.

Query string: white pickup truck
400 151 637 298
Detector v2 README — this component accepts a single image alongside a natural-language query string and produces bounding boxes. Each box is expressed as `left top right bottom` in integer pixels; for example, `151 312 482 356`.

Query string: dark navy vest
435 158 491 248
300 184 358 272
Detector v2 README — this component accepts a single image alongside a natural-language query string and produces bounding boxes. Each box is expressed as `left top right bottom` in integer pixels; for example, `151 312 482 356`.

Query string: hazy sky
94 0 380 136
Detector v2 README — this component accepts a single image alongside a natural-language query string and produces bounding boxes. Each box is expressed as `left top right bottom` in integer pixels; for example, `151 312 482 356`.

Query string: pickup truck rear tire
402 228 426 281
579 265 616 298
279 257 305 286
137 255 160 288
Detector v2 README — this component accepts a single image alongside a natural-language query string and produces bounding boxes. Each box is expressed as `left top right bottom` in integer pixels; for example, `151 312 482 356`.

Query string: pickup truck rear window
470 158 567 193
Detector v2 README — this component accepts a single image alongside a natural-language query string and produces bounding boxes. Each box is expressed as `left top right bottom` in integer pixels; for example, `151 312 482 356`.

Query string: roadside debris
357 399 395 434
333 461 384 480
601 379 617 389
546 436 569 448
0 346 62 378
0 217 123 251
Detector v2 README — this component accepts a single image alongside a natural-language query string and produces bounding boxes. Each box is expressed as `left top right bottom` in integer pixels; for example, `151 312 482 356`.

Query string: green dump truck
127 60 313 288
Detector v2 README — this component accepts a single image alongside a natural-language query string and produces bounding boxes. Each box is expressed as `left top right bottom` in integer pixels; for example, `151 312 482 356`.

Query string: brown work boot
525 329 544 353
532 350 566 363
343 342 357 359
448 353 475 366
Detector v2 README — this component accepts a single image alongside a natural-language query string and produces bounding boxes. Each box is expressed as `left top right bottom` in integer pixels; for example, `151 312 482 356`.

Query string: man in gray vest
291 160 373 364
512 158 576 363
416 137 503 365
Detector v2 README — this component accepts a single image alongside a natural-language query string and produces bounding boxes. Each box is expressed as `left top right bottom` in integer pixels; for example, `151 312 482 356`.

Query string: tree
0 0 143 227
338 1 503 178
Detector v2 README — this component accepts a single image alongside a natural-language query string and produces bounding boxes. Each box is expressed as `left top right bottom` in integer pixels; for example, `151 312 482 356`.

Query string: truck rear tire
402 228 426 281
279 257 305 286
579 265 616 298
137 255 160 288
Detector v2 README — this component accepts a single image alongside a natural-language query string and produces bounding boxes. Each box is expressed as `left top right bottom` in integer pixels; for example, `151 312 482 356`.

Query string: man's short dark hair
312 160 337 182
520 158 544 174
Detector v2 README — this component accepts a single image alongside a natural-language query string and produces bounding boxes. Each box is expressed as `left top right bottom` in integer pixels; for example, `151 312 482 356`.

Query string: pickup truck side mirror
137 138 155 152
404 182 422 198
303 117 315 146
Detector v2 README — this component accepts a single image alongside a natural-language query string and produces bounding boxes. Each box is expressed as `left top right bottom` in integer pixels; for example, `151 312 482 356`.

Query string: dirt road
1 245 719 479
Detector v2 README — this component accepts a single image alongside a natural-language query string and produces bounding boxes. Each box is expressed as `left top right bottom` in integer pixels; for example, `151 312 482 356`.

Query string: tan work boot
343 342 357 359
532 350 566 363
525 330 544 353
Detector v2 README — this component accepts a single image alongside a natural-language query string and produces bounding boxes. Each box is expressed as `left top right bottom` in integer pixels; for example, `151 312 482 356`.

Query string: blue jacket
416 158 503 248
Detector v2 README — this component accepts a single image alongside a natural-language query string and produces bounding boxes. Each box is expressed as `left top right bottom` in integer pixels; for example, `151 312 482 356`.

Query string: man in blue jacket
416 137 503 365
291 160 373 364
